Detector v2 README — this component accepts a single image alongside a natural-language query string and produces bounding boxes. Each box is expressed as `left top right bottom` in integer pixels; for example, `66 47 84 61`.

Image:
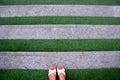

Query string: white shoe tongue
48 69 56 76
57 68 65 75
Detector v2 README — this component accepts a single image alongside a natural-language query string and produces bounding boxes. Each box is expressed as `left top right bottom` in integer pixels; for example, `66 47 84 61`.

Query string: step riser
0 52 120 69
0 5 120 17
0 25 120 39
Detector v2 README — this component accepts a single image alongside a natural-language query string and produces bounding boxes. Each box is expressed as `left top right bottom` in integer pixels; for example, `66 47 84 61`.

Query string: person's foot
57 66 66 80
48 66 56 80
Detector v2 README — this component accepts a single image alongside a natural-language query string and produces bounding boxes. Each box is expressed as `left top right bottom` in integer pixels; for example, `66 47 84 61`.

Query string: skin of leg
49 74 56 80
59 73 66 80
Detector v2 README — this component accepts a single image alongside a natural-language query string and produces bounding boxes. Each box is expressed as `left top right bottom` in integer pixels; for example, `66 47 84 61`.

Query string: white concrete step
0 25 120 39
0 5 120 17
0 51 120 69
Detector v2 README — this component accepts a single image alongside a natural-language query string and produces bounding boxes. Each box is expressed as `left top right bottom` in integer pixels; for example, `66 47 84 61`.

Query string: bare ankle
59 73 66 80
49 74 56 80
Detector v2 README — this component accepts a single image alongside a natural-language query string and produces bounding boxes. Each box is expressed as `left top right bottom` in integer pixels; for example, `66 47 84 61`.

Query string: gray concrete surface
0 25 120 39
113 6 120 17
0 5 120 17
0 51 120 69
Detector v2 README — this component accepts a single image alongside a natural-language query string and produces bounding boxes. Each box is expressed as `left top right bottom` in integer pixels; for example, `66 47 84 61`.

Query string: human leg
48 66 56 80
57 66 66 80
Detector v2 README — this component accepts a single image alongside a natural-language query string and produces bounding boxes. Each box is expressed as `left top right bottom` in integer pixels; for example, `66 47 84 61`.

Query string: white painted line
0 51 120 69
0 5 119 17
0 25 120 39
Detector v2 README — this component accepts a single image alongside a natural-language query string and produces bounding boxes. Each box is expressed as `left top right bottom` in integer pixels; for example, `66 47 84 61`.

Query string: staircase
0 0 120 80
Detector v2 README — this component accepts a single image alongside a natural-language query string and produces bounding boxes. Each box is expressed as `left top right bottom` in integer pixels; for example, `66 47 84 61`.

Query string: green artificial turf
0 0 120 5
0 16 120 25
0 39 120 52
0 68 120 80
